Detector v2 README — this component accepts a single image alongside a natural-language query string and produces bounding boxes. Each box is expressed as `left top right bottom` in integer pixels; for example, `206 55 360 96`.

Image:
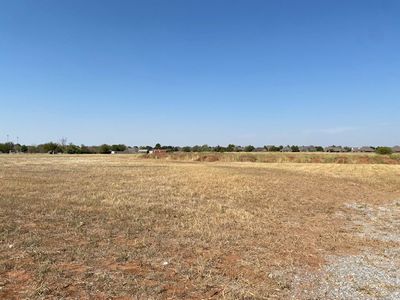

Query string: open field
1 155 400 299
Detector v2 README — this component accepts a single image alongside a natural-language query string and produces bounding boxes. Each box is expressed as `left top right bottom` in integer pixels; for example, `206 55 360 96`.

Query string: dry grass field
1 154 400 299
146 151 400 164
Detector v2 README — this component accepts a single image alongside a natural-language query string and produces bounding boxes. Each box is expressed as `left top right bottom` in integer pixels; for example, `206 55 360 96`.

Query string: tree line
0 142 128 154
0 142 396 155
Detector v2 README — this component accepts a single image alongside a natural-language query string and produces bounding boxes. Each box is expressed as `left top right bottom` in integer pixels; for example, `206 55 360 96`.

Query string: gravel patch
345 201 400 243
291 200 400 299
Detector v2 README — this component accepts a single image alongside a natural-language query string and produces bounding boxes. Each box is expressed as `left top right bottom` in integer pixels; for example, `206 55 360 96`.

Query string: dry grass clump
1 155 399 299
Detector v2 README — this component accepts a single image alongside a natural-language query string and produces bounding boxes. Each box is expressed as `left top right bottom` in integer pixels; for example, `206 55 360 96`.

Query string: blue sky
1 0 399 146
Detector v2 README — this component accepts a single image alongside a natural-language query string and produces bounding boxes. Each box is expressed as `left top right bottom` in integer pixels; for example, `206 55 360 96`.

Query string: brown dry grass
1 155 400 299
149 151 400 164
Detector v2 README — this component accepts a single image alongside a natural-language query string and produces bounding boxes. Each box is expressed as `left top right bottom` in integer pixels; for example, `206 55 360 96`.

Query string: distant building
299 145 317 152
153 149 167 154
235 146 244 152
254 147 266 152
111 147 139 154
325 146 344 152
124 147 139 154
358 146 375 153
392 146 400 153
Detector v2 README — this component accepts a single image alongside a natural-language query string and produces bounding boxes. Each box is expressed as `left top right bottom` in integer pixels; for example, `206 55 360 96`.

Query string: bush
0 143 14 153
40 142 63 153
265 145 281 152
99 144 111 154
214 145 226 152
111 144 127 152
291 145 300 152
226 144 235 152
66 144 81 154
244 145 255 152
375 147 393 155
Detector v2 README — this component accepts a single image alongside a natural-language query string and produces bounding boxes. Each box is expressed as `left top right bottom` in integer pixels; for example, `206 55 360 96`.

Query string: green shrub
375 147 393 155
244 145 255 152
99 144 111 154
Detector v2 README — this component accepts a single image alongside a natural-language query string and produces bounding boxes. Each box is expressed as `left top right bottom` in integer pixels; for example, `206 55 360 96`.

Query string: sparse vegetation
148 151 400 164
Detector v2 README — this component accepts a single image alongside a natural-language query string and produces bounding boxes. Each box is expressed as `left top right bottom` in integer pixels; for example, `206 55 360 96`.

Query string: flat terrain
146 151 400 164
1 155 399 299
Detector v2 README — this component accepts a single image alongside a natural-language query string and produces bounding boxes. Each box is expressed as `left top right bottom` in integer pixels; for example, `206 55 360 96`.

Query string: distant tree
139 145 152 151
343 146 352 152
227 144 235 152
66 143 81 154
235 145 243 152
27 145 39 153
20 145 28 152
111 144 127 152
291 145 300 152
41 142 60 153
80 145 91 154
214 145 226 152
6 142 14 152
315 146 324 152
376 147 393 155
161 145 175 152
13 143 21 152
200 144 210 152
182 146 191 152
265 145 280 152
244 145 255 152
0 143 14 153
155 143 161 149
99 144 111 154
192 145 201 152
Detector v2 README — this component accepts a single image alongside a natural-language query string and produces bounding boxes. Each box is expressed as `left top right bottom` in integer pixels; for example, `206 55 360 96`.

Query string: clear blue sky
1 0 399 146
